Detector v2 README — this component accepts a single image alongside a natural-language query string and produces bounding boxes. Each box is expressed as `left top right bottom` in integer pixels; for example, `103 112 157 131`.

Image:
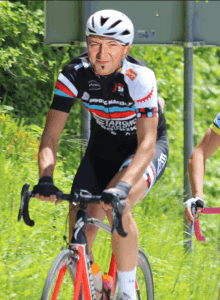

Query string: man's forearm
188 150 205 198
38 135 59 178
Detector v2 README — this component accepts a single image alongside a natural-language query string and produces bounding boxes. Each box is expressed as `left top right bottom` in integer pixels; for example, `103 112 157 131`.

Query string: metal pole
69 0 90 242
79 0 90 159
184 0 195 252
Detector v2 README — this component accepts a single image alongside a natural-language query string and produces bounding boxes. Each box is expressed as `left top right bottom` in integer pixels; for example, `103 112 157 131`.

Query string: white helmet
85 9 134 46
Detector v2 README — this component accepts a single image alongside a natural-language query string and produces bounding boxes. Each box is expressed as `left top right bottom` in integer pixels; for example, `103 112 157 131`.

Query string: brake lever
111 207 118 235
18 183 35 226
191 203 197 237
111 199 128 237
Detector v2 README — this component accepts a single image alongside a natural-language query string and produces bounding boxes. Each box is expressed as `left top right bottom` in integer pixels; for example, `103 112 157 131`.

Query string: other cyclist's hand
101 181 131 210
33 176 61 203
184 196 204 225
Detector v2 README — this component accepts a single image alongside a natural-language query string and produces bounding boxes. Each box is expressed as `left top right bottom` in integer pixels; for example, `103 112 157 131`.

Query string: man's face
87 35 130 76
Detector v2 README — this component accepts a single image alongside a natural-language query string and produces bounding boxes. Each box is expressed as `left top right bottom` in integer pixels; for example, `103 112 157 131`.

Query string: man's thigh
71 152 125 195
107 134 169 208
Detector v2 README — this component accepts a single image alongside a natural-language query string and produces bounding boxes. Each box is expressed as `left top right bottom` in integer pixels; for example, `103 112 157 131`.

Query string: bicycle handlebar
191 204 220 242
18 183 128 237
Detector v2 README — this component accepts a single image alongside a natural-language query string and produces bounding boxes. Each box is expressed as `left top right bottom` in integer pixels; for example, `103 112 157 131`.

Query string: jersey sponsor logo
136 86 154 103
88 80 101 90
125 68 137 81
81 91 90 101
89 98 133 107
112 83 124 95
157 153 167 177
93 115 137 133
118 83 124 93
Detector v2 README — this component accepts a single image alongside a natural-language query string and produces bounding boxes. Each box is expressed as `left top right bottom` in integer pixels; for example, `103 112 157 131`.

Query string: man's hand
101 181 131 211
33 176 61 204
184 196 204 225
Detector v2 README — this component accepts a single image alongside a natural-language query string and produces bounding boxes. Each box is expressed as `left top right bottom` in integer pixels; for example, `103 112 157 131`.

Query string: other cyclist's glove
33 176 61 197
101 181 131 204
183 196 204 210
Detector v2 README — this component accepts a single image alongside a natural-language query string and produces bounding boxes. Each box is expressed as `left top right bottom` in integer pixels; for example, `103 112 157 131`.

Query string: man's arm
35 108 69 201
119 117 158 187
188 128 220 198
185 128 220 224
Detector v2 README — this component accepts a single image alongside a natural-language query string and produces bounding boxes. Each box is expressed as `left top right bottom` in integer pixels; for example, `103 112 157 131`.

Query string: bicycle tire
113 249 154 300
41 249 83 300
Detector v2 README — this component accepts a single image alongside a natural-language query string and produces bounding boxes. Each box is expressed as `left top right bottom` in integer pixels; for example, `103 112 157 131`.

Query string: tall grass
1 111 220 299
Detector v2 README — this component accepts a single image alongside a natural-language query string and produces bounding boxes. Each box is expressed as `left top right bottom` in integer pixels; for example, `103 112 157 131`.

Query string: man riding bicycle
33 9 169 300
184 112 220 224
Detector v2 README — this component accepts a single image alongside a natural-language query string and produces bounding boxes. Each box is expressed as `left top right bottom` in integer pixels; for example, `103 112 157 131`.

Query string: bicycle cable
63 205 78 247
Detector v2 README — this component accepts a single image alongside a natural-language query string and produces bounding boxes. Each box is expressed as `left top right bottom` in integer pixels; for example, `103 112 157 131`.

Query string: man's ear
123 45 130 58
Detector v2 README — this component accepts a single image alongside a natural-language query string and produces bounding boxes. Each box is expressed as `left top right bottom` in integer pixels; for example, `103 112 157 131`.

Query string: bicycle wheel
41 249 83 300
113 249 154 300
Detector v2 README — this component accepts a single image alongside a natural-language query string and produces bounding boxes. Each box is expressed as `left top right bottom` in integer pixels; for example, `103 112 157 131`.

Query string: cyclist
184 112 220 225
33 9 169 300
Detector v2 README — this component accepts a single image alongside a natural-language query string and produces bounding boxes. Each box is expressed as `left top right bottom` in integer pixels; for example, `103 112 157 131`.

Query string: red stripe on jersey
90 110 135 119
56 81 75 97
150 164 155 181
136 86 154 103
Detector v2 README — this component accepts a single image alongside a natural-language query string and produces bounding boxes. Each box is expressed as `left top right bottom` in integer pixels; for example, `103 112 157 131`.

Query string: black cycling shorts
71 119 169 198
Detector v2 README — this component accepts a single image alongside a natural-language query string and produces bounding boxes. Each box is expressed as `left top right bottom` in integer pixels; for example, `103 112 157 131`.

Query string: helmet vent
88 28 96 33
103 32 117 36
92 16 95 28
101 16 109 26
121 30 130 36
107 20 122 30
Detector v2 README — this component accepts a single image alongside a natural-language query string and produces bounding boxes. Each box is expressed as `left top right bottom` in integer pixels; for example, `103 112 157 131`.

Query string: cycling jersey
51 53 166 138
210 112 220 135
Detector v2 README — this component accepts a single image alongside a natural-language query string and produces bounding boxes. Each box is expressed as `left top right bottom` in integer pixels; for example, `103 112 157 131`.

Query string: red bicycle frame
50 244 117 300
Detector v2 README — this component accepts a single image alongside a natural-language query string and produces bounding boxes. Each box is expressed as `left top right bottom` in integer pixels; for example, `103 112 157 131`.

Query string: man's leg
86 203 106 263
105 170 146 271
104 136 169 299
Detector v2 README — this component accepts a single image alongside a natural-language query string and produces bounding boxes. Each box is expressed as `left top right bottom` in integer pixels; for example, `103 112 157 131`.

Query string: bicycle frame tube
70 206 119 299
73 244 96 300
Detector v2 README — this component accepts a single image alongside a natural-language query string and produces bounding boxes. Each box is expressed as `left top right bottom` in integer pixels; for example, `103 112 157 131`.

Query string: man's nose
97 44 108 60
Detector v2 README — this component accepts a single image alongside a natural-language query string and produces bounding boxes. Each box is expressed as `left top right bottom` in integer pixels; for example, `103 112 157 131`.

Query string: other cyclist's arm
35 109 69 201
185 127 220 224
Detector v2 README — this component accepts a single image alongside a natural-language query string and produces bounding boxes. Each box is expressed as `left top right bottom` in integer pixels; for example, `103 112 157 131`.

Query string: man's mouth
97 60 109 64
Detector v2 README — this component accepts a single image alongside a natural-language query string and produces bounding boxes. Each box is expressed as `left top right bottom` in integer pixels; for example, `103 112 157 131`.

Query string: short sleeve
210 112 220 135
124 65 158 119
50 64 79 113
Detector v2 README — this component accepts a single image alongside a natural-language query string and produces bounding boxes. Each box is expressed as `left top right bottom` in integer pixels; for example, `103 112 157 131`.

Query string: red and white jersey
51 53 166 137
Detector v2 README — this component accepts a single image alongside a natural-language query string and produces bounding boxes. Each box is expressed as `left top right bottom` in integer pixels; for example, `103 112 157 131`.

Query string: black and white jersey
51 53 166 137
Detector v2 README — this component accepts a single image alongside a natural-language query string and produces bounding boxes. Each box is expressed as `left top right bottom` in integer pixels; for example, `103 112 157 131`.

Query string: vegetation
0 1 220 299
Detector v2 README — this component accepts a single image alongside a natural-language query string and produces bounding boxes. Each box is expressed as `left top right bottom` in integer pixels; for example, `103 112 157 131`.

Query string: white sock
117 267 137 300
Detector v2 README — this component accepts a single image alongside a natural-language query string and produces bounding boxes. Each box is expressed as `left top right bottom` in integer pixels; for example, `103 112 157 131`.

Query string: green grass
1 112 220 300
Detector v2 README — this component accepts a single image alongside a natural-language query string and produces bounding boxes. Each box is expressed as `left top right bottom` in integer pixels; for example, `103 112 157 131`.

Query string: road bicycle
18 183 154 300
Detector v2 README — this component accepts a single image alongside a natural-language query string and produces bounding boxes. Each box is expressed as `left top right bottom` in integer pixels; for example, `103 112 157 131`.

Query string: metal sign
45 1 220 47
